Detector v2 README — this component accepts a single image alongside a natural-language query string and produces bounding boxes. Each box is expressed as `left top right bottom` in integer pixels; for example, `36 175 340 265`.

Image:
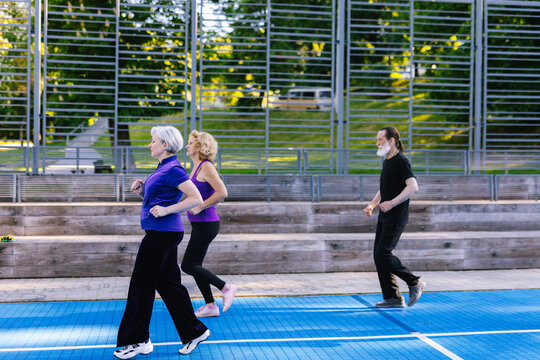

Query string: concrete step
1 231 539 278
1 201 540 235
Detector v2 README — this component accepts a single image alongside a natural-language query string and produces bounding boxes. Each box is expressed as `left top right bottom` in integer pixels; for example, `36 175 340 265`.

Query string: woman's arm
131 179 144 199
189 163 228 215
149 180 203 218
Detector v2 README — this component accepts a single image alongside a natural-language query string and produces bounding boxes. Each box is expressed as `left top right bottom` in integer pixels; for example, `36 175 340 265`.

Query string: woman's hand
131 179 144 195
150 205 170 218
188 205 203 215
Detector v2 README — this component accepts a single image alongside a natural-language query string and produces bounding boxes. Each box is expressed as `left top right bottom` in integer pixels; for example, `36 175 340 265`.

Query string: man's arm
379 177 418 213
363 190 381 217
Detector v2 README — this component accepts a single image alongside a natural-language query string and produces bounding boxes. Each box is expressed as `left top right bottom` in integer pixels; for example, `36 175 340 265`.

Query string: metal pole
32 0 41 174
474 0 483 173
408 0 414 153
336 0 345 174
198 0 203 132
266 0 270 149
114 0 120 172
190 0 197 131
42 0 48 174
184 0 189 140
26 0 31 173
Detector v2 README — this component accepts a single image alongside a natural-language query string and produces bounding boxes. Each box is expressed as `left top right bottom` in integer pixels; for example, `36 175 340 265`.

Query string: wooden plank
462 258 540 269
22 226 146 236
0 255 14 267
0 216 24 226
0 267 13 278
200 251 324 264
404 260 465 271
202 261 325 274
14 253 136 267
13 265 133 278
0 243 14 255
13 242 140 254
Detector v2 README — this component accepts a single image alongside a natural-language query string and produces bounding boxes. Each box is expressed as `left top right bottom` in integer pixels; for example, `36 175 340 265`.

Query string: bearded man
363 126 426 308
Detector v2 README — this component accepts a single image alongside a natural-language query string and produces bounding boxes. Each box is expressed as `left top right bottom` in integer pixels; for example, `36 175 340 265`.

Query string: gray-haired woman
114 126 210 359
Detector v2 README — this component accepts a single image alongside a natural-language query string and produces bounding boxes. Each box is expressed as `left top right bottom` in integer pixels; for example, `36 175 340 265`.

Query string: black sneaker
375 297 405 308
408 280 426 307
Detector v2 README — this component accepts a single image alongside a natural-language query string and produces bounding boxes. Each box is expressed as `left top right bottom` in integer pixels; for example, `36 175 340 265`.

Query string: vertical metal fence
0 0 539 175
0 0 31 173
483 0 540 150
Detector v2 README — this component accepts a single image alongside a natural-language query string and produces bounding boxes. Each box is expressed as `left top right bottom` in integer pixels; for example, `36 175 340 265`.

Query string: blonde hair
189 130 218 161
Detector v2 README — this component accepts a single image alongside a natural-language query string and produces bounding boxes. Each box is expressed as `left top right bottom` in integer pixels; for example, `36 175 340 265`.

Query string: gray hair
151 126 183 153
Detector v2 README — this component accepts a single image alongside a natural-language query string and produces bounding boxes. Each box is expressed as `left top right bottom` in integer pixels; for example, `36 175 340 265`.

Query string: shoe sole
114 345 153 359
223 285 237 313
196 312 220 318
179 330 210 355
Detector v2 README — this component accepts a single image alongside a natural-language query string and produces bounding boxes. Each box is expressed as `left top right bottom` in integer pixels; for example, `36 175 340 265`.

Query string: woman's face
148 134 167 159
186 137 199 159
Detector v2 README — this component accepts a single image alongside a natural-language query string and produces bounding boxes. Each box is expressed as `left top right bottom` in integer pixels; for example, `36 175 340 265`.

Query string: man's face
376 130 391 157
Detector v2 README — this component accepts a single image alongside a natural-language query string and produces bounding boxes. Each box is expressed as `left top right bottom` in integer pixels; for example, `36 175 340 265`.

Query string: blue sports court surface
0 290 539 360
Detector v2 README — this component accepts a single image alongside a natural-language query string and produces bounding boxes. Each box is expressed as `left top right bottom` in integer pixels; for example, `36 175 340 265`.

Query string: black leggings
181 221 226 304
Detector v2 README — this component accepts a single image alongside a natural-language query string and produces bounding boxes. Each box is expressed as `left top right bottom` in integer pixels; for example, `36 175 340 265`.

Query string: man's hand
363 204 374 217
379 200 394 213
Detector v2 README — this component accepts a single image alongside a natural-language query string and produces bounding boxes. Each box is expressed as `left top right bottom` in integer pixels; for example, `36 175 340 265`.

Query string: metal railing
2 145 539 175
1 172 539 203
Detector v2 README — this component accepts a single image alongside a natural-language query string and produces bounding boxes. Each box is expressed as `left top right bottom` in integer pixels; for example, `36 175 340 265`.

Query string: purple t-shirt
141 155 189 232
186 160 220 223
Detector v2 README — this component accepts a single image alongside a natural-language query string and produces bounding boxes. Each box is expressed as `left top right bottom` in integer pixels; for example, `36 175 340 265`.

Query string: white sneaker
222 284 237 313
179 329 210 355
114 338 153 359
195 304 220 318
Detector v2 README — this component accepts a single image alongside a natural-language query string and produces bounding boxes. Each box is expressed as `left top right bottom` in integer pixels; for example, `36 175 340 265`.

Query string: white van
271 87 334 110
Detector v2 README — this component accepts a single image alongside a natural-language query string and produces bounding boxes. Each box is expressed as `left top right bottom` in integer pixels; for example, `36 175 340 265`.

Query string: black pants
117 230 207 347
181 221 226 304
373 219 420 300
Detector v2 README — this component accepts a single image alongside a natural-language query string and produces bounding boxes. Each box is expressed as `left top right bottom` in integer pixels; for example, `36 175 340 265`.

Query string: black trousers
373 218 420 300
117 230 207 347
181 221 226 304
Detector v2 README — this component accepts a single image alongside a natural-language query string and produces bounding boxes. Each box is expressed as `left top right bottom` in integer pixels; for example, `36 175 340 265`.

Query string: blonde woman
181 130 237 318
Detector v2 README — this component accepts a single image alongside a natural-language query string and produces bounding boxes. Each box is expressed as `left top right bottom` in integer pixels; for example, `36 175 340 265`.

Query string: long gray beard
377 142 391 157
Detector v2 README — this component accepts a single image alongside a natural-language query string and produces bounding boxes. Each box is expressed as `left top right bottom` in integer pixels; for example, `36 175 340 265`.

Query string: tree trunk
108 119 136 171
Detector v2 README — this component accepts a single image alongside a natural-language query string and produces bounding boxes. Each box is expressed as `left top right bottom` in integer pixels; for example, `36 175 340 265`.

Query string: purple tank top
187 160 220 222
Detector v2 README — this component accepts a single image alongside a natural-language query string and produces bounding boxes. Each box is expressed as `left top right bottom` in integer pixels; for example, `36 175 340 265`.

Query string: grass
84 95 475 174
